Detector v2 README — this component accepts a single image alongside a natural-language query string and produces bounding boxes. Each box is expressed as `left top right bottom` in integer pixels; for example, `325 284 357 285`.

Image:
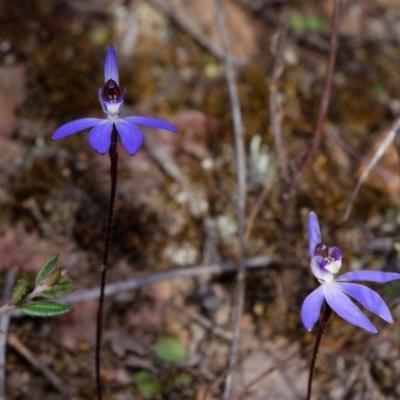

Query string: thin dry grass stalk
210 0 248 398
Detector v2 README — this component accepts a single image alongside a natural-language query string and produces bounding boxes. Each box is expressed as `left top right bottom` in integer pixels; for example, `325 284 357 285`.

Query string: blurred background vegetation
1 0 400 398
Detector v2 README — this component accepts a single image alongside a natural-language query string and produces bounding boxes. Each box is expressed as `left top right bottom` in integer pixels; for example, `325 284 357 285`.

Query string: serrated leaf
135 370 161 398
12 272 31 304
40 283 75 299
18 300 72 317
36 255 58 286
154 336 187 364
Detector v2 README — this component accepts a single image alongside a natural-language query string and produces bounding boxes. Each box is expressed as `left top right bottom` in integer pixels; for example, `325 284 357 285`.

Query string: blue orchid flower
301 212 400 333
52 45 178 155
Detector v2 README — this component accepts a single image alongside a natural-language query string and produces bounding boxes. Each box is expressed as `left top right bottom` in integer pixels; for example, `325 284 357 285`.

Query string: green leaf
290 11 329 34
174 373 192 386
306 14 329 33
36 255 59 286
18 300 72 317
372 83 387 96
154 336 187 364
40 281 75 299
385 281 400 299
46 267 62 287
135 371 161 398
290 11 306 33
12 272 31 304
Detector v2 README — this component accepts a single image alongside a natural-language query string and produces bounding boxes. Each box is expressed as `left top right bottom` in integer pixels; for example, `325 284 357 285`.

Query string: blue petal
308 212 321 258
336 282 393 323
52 118 102 140
123 116 178 133
88 122 113 154
336 271 400 283
115 120 143 155
301 285 325 331
104 44 119 85
323 284 377 333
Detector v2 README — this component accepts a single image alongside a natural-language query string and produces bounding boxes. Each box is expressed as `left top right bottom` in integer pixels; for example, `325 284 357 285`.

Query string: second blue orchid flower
301 212 400 333
52 45 178 155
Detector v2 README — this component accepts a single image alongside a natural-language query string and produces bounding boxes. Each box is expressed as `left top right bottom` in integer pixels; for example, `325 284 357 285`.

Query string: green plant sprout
0 255 74 318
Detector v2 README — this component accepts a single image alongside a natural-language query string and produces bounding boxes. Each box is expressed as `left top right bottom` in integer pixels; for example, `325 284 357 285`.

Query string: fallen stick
7 333 74 399
7 255 277 317
60 254 277 305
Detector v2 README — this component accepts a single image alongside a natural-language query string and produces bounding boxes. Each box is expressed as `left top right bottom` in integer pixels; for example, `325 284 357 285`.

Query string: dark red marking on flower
314 243 328 257
103 79 121 102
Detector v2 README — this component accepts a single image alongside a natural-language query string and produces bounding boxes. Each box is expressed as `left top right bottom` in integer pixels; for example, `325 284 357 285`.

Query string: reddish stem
96 126 119 400
294 0 341 187
283 0 341 230
306 303 332 400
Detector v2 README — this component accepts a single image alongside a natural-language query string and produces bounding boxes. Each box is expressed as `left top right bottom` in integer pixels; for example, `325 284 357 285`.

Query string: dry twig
7 333 74 399
336 316 390 400
62 255 274 304
242 21 288 242
6 255 277 314
201 357 242 400
343 118 400 221
269 22 288 180
244 176 277 242
181 307 233 341
0 269 15 400
210 0 247 398
229 347 298 400
145 0 247 67
328 127 400 186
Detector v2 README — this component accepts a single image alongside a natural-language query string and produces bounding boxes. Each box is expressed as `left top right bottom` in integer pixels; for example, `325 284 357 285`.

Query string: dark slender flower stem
96 127 119 400
306 303 332 400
